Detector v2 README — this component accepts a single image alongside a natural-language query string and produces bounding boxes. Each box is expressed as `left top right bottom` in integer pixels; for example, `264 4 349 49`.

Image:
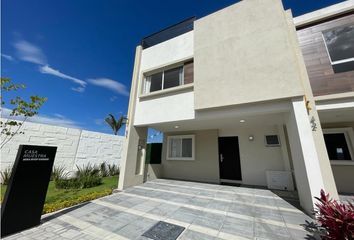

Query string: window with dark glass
167 135 194 160
143 62 191 94
182 138 192 158
324 133 352 160
147 72 163 92
323 24 354 73
163 67 183 89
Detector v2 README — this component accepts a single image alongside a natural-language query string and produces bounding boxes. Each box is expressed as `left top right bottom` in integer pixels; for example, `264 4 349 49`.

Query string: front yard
1 175 118 214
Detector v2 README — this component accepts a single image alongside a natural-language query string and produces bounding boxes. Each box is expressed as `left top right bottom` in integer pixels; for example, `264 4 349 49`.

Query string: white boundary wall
0 120 124 175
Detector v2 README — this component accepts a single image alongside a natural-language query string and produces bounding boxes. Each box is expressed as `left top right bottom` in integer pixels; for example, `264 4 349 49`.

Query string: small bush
55 175 102 189
43 189 112 214
51 166 68 181
55 178 81 189
315 190 354 240
76 164 100 178
1 166 12 185
80 175 102 188
108 164 120 176
100 162 109 177
55 164 102 189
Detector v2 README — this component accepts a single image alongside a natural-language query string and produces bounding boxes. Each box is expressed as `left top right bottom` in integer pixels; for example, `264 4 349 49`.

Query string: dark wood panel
184 61 194 84
297 14 354 96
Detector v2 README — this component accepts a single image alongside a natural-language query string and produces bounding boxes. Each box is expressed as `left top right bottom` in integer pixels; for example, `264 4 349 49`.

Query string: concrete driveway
4 179 314 240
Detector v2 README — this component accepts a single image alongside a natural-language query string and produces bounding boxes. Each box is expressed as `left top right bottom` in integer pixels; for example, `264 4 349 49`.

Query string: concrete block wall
75 130 124 169
0 120 124 176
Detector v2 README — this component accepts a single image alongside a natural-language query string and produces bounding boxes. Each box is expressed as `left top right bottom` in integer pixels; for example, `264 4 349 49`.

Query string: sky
1 0 346 139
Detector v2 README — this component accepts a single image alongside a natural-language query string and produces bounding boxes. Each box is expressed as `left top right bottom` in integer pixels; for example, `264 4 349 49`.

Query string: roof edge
293 0 354 28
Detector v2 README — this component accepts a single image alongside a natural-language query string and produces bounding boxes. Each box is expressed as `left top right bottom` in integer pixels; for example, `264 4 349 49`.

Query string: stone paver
3 179 318 240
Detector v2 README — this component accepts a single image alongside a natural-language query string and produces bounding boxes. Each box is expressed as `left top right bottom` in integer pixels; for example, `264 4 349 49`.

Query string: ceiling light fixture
240 120 245 123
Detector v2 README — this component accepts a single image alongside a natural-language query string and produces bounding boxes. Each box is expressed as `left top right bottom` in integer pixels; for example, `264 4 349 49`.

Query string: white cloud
71 86 85 93
94 119 104 126
30 115 80 128
53 113 65 118
13 40 47 64
110 96 118 102
39 65 87 87
12 38 128 96
13 39 86 92
1 108 80 129
1 54 14 61
88 78 129 96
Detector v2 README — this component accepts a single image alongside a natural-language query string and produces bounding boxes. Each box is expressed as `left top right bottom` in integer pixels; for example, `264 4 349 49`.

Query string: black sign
1 145 57 237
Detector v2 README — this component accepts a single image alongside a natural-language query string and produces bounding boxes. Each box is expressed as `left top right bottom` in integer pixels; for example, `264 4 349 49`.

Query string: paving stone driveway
4 179 315 240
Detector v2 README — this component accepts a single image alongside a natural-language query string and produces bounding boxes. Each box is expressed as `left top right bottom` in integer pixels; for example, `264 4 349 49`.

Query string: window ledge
166 158 194 161
139 83 193 99
330 160 354 166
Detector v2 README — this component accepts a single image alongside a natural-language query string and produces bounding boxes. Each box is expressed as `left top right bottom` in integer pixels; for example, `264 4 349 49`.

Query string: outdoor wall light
240 120 245 123
174 125 179 129
249 135 254 141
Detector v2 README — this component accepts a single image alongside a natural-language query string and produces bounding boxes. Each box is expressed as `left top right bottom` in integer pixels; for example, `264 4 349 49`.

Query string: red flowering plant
314 190 354 240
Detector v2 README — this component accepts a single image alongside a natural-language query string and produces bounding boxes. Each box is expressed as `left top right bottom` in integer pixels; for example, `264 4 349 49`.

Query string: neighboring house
119 0 354 215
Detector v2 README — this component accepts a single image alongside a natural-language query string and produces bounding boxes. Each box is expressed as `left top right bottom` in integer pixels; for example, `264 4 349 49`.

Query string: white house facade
119 0 354 215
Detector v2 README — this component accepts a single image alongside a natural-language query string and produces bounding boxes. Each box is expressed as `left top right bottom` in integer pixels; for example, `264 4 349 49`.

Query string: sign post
1 145 57 237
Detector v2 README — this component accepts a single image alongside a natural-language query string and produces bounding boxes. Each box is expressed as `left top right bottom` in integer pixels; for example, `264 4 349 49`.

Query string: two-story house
118 0 354 215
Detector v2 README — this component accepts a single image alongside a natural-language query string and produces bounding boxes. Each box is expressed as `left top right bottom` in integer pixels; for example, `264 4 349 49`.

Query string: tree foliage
104 114 127 135
1 77 47 148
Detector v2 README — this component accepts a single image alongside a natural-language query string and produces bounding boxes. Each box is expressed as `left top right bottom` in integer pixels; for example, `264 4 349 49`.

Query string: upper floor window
322 24 354 73
143 61 193 94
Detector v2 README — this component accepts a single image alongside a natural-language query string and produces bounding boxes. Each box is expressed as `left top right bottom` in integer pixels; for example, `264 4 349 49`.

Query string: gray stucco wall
161 130 220 183
160 125 289 187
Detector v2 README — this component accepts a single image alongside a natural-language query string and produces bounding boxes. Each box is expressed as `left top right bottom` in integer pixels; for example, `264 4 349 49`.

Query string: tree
104 114 127 135
1 77 47 148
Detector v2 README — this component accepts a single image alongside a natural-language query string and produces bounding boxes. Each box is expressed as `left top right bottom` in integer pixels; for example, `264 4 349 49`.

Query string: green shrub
80 175 102 188
51 166 68 181
100 162 109 177
76 164 100 178
43 189 112 214
108 164 120 176
55 164 102 189
1 166 12 185
55 175 102 189
55 178 81 189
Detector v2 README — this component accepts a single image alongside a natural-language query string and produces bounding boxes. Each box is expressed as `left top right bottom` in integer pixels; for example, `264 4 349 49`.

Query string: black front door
218 136 242 181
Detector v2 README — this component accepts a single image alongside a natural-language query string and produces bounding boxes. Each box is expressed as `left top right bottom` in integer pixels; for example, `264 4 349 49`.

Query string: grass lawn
1 175 119 213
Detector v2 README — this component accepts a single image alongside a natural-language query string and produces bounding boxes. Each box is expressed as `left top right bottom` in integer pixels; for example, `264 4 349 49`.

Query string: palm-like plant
105 114 127 135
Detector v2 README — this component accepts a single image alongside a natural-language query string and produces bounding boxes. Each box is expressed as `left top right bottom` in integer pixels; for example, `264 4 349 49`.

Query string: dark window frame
322 24 354 73
143 60 195 94
323 128 354 161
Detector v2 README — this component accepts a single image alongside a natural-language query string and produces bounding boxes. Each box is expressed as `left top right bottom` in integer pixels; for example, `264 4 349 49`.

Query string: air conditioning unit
266 170 294 191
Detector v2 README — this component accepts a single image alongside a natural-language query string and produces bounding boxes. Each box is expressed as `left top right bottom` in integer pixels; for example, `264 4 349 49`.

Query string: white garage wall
0 120 124 176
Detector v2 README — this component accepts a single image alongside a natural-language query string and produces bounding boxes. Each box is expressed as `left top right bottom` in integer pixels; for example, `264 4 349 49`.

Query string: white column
118 46 145 190
118 126 147 190
278 124 291 171
286 97 325 214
